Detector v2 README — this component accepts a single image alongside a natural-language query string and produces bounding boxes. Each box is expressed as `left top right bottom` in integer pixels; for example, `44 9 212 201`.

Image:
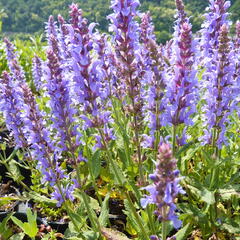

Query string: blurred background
0 0 239 43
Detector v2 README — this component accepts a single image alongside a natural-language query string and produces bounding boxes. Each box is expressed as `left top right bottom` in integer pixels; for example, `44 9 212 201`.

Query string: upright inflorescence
200 0 231 58
141 143 185 229
140 12 166 149
140 12 156 44
0 71 27 148
234 21 240 88
166 21 198 127
108 0 146 183
58 15 71 60
32 55 44 91
46 16 58 47
174 0 188 37
108 0 144 117
4 38 26 83
201 24 236 148
68 4 114 149
235 20 240 50
94 33 116 100
20 83 73 206
46 48 80 158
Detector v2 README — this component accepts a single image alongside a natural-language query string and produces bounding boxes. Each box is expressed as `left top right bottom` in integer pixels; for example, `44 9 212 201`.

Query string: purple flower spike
32 55 43 91
165 21 198 126
174 0 189 38
140 12 167 149
235 20 240 50
200 0 231 58
52 184 75 207
108 0 144 108
58 15 71 59
45 49 80 158
0 71 27 148
20 83 69 205
4 38 25 83
68 4 114 149
46 16 58 45
201 24 237 148
234 20 240 88
141 143 185 229
140 12 156 44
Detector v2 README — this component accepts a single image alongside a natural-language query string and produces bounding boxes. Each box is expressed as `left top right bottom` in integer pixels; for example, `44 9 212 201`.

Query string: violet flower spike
0 71 27 148
108 0 144 103
58 15 71 60
200 0 231 58
165 21 198 127
201 24 237 148
68 4 114 148
4 38 26 83
140 13 166 148
174 0 189 38
234 21 240 88
20 83 73 205
45 48 80 157
46 15 58 45
32 55 43 91
234 20 240 50
141 143 185 229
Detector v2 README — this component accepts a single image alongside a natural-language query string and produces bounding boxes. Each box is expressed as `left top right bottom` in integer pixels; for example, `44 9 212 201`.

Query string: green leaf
123 200 139 233
27 191 57 206
9 233 25 240
11 209 38 238
83 231 99 240
179 144 201 173
200 188 215 204
26 208 37 229
101 227 131 240
187 183 215 205
221 222 240 234
7 159 24 182
109 161 127 185
219 185 240 201
91 150 101 179
175 223 191 240
99 193 110 227
0 213 14 240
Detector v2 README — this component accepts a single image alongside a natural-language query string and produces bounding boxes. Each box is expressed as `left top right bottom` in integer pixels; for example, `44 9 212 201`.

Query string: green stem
210 128 220 240
162 220 168 240
147 205 157 235
75 164 102 237
172 125 177 156
125 193 150 240
81 191 101 233
111 97 131 166
98 128 149 239
84 136 103 206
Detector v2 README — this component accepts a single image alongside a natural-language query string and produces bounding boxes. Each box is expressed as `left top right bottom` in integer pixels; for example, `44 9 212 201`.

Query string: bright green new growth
11 209 38 239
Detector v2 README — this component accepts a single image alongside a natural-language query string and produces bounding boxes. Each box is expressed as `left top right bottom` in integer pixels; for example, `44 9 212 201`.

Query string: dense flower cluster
140 12 166 148
108 0 144 118
200 0 231 58
165 20 198 127
45 48 80 157
0 72 27 148
32 55 44 91
0 0 239 231
141 143 185 229
201 24 236 147
4 38 26 83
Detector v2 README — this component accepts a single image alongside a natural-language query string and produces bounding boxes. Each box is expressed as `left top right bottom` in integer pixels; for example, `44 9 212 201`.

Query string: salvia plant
0 0 239 239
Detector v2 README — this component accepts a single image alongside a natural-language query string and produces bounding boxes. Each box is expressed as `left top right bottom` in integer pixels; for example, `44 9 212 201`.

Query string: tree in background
0 0 238 42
